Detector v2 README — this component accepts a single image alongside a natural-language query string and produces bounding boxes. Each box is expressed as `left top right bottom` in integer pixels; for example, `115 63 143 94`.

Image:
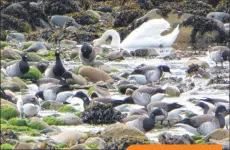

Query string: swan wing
121 19 171 46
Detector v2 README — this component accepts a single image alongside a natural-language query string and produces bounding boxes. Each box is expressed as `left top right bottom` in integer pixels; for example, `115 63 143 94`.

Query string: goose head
73 91 90 107
81 43 93 59
166 102 184 112
158 65 171 74
35 91 44 100
22 55 28 61
150 108 165 119
195 101 210 110
55 51 61 57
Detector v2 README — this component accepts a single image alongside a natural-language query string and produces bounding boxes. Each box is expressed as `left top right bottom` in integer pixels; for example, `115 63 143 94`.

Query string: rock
184 57 210 69
158 132 195 144
85 137 106 149
6 33 26 42
207 12 230 23
70 144 91 149
26 53 44 62
0 99 17 109
52 131 87 144
24 42 47 52
101 123 147 140
41 101 62 110
81 103 125 124
97 6 112 13
163 84 181 97
209 138 230 150
41 0 81 15
118 84 138 94
183 1 213 16
22 67 43 80
29 117 50 129
12 77 27 89
0 14 30 35
1 49 21 60
51 15 78 28
106 50 131 60
72 10 100 25
79 66 113 83
113 10 144 27
0 105 19 120
203 129 230 141
57 114 83 125
1 82 21 92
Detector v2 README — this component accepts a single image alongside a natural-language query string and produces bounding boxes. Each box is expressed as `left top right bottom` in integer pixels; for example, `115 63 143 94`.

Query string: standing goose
131 87 166 107
79 43 96 66
176 105 227 135
6 55 29 77
131 65 171 83
44 51 66 79
208 46 230 67
125 108 165 132
17 94 41 117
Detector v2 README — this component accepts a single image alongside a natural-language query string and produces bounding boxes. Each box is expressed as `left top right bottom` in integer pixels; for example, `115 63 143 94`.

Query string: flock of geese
1 18 230 139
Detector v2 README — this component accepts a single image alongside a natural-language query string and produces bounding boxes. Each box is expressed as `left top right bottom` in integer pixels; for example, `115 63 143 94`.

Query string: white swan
93 19 180 51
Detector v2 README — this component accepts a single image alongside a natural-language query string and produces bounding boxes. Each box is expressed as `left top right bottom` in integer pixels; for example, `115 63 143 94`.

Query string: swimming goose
17 94 41 117
131 65 171 83
176 105 227 135
6 55 29 77
79 43 96 66
44 51 66 79
93 18 180 51
35 84 73 101
131 87 166 107
126 108 165 132
208 46 230 67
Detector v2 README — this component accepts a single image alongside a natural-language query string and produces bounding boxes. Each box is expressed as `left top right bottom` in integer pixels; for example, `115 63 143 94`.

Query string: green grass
0 143 14 150
0 106 19 120
22 67 43 80
58 105 77 113
42 116 65 125
8 117 28 126
0 119 7 124
53 143 68 149
86 143 99 149
1 124 40 136
28 122 46 130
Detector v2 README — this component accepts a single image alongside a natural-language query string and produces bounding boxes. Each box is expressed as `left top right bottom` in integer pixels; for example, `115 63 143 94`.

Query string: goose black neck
203 107 209 114
19 58 29 74
215 112 225 128
143 115 156 132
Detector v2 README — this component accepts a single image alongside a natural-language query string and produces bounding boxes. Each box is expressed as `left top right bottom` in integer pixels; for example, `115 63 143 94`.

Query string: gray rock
85 137 106 149
158 132 195 144
207 12 230 23
6 33 26 42
52 131 87 144
51 15 78 28
57 114 83 125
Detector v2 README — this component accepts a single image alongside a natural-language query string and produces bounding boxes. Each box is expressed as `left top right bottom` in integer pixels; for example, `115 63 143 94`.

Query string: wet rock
29 117 50 129
118 84 138 94
182 15 227 44
6 32 26 42
183 0 213 16
51 15 78 28
1 49 21 60
24 42 47 52
70 144 91 149
57 114 83 125
97 6 112 13
41 0 82 15
158 132 195 144
79 66 113 83
81 103 125 124
184 57 210 69
101 123 147 140
0 130 18 144
203 129 230 141
207 12 230 23
1 82 21 92
113 10 144 27
85 137 106 149
41 101 63 110
106 50 131 60
104 136 150 150
12 77 27 89
130 49 159 57
52 130 87 144
72 10 100 25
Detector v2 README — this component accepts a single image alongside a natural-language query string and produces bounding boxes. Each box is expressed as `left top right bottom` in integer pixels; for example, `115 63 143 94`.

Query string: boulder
85 137 106 149
78 66 113 83
57 114 83 125
158 132 195 144
101 123 147 140
1 49 21 60
52 131 87 144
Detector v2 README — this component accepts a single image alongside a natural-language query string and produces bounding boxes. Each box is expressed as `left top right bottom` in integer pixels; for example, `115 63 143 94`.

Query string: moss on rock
0 41 8 48
28 122 46 130
22 67 43 80
1 124 40 136
0 143 14 150
0 106 19 120
43 116 65 125
58 105 77 113
8 117 28 126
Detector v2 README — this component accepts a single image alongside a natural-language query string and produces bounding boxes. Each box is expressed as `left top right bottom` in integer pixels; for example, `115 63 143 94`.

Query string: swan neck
100 30 120 47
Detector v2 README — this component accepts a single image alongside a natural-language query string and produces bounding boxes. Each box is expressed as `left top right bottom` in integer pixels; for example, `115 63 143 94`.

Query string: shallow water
21 48 230 142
